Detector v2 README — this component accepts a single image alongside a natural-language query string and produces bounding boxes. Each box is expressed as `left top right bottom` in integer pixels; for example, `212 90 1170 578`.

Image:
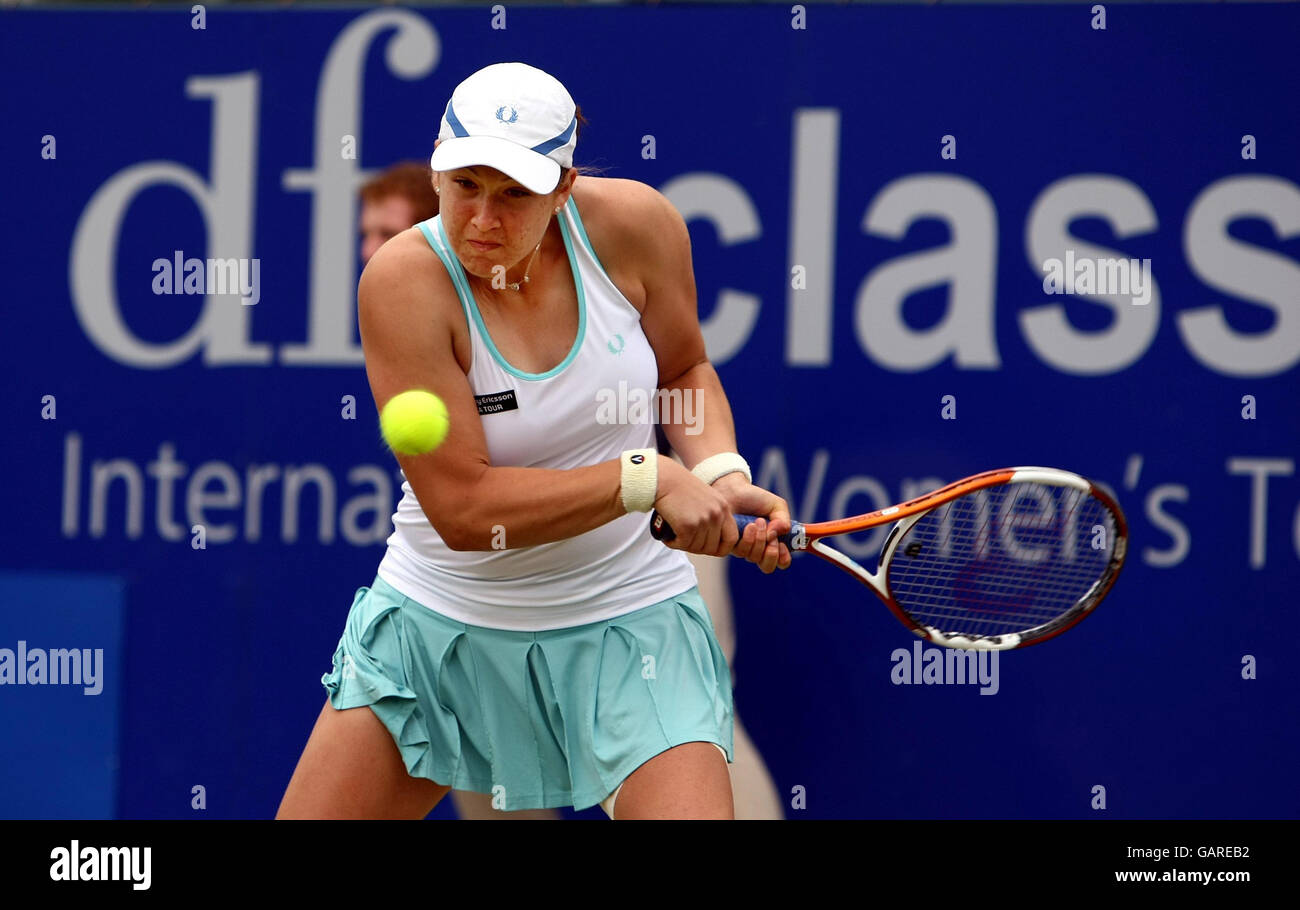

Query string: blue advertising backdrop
2 5 1297 819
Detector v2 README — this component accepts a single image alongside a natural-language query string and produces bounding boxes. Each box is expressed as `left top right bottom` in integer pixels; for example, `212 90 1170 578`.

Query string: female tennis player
276 62 791 820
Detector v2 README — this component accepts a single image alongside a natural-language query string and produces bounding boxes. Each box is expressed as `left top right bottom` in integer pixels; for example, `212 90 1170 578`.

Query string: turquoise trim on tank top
417 220 478 358
432 215 588 382
565 195 613 281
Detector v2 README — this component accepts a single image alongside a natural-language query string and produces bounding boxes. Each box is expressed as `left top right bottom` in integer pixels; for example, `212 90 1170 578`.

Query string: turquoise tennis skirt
321 575 734 812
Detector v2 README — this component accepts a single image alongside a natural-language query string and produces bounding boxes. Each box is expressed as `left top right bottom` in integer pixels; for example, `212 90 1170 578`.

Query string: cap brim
430 136 561 194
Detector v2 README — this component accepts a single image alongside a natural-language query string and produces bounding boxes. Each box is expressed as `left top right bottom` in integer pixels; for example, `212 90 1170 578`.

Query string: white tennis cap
429 62 577 194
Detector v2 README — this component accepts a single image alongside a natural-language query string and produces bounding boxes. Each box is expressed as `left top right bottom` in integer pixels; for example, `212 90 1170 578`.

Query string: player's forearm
659 361 740 470
447 457 678 551
440 360 737 551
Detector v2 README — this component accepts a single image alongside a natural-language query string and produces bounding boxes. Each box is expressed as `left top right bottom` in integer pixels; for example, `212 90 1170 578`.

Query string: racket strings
885 483 1119 641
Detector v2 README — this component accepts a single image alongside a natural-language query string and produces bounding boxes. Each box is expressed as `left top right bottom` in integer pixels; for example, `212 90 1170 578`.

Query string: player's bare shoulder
358 226 466 366
571 175 676 249
571 176 683 311
359 226 451 309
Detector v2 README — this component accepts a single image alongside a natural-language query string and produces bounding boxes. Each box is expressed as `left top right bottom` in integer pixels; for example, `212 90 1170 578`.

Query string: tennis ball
380 390 449 455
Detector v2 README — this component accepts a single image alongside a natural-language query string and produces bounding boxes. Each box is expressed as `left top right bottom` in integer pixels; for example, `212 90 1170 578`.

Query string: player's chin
463 257 498 275
463 247 505 267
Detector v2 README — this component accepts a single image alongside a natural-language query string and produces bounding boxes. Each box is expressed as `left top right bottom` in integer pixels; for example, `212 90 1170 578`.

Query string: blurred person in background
359 162 440 265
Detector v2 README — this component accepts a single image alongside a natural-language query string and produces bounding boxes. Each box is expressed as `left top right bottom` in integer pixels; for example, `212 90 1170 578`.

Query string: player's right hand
651 455 739 558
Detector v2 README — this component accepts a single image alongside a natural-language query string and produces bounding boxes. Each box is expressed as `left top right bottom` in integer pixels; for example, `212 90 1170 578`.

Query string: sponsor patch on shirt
474 390 519 415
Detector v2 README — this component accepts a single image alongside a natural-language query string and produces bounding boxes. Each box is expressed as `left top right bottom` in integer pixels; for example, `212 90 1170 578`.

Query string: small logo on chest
475 390 519 415
607 334 625 355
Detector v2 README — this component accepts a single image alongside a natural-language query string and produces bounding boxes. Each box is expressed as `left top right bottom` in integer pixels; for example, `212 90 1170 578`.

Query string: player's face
360 195 419 265
438 166 554 281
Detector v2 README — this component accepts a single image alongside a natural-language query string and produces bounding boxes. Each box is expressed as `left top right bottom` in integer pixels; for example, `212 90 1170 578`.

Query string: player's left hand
711 474 792 573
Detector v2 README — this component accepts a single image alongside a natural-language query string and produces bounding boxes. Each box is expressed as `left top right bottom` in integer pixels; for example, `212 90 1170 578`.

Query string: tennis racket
650 466 1127 651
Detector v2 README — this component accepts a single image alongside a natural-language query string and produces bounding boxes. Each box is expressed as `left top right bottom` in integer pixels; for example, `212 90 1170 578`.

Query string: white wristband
691 452 751 486
620 448 658 513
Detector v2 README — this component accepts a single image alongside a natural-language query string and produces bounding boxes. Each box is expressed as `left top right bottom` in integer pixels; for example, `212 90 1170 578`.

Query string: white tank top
376 195 698 630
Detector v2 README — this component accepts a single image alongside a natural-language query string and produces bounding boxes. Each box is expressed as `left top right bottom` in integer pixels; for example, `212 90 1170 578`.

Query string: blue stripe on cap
445 100 469 137
530 116 577 156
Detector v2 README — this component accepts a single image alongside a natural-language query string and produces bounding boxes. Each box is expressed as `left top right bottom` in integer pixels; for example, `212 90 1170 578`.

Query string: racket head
800 468 1021 541
649 466 1127 650
877 468 1127 649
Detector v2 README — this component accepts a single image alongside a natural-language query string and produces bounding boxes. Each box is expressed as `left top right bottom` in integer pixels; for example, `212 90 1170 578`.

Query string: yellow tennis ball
380 390 449 455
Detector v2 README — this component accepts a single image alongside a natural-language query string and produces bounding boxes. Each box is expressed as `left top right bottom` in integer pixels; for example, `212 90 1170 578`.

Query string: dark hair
360 161 440 220
568 103 608 179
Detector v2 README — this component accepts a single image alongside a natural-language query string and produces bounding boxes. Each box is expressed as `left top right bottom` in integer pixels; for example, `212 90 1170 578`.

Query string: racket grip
649 511 797 546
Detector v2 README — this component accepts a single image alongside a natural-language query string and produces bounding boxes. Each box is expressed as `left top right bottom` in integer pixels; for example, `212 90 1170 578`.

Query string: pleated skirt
321 575 734 811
